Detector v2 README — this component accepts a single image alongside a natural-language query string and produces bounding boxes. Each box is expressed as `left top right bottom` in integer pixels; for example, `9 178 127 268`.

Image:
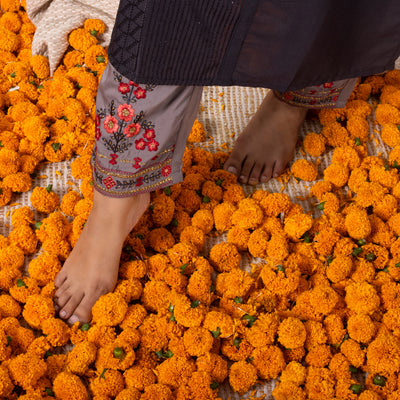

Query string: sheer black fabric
109 0 400 91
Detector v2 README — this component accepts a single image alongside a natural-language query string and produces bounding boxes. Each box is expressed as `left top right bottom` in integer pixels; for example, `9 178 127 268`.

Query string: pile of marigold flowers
2 2 400 400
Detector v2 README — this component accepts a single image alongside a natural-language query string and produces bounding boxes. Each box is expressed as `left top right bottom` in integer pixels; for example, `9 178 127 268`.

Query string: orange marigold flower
203 310 235 338
83 18 105 35
30 54 49 79
345 207 371 240
347 116 369 142
187 119 206 143
348 168 368 193
303 132 325 157
92 293 128 326
2 171 31 192
345 99 372 118
9 276 40 303
213 201 236 232
84 44 108 71
70 154 92 180
341 338 365 368
389 145 400 167
223 183 246 205
258 192 291 217
323 163 349 187
305 344 332 368
364 75 385 94
251 345 286 380
305 366 335 399
69 27 97 51
30 185 60 213
284 213 313 241
332 145 361 170
272 381 306 400
90 369 125 398
0 130 19 151
0 26 19 52
309 180 332 200
191 208 214 234
347 313 376 344
123 365 156 391
321 122 349 147
318 108 346 125
183 326 213 357
0 148 20 178
229 360 258 394
180 225 206 251
260 263 300 296
291 159 318 181
60 190 82 216
381 124 400 147
278 317 306 349
41 317 70 346
22 294 54 329
226 225 251 251
375 103 400 125
53 371 89 400
374 194 398 221
215 268 254 299
8 224 37 254
345 281 380 315
141 384 173 400
326 255 353 283
209 242 241 272
67 340 97 375
231 198 263 229
156 356 196 389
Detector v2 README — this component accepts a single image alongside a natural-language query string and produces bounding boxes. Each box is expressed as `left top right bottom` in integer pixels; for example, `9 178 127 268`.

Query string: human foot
54 190 150 324
224 90 308 185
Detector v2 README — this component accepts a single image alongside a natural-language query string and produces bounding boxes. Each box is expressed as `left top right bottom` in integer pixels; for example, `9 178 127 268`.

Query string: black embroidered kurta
108 0 400 92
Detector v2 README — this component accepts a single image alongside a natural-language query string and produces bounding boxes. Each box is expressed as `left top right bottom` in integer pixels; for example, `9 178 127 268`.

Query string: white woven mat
0 84 391 400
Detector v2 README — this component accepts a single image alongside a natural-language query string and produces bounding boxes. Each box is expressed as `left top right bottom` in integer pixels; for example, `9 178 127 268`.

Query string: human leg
54 62 202 323
224 78 358 185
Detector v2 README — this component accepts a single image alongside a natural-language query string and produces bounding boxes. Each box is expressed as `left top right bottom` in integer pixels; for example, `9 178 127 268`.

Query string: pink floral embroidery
109 153 118 165
103 176 116 189
136 177 143 187
135 138 147 150
133 157 142 169
151 155 159 161
117 104 135 122
147 139 159 152
124 123 141 137
161 165 172 177
143 128 155 140
134 87 146 99
118 82 130 94
104 115 119 134
95 129 101 141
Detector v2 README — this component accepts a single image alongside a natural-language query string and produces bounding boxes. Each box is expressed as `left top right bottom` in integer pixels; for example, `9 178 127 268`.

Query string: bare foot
224 90 308 185
54 190 150 324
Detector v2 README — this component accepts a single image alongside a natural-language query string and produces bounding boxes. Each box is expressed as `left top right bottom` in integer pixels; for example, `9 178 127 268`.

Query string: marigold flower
215 268 254 300
0 148 20 178
209 242 241 272
30 185 60 214
84 44 108 71
231 198 263 230
280 361 306 385
156 356 196 389
375 103 400 125
260 263 300 296
258 192 291 217
272 381 306 400
22 294 54 329
291 159 318 181
141 383 174 400
251 345 285 380
245 312 279 348
228 360 257 394
245 228 268 259
8 224 37 254
176 188 201 215
9 276 40 303
303 132 326 157
191 208 214 234
305 366 335 399
180 225 206 251
318 108 346 125
321 122 349 147
0 26 19 52
278 317 306 349
326 255 353 283
3 171 31 192
305 344 332 368
202 179 223 201
91 292 127 327
284 213 313 241
0 294 20 317
69 27 97 51
323 163 349 187
187 119 206 142
0 364 13 398
30 54 49 79
345 207 371 240
225 226 250 252
223 183 246 205
53 371 89 400
187 266 213 305
28 252 61 286
345 281 380 315
213 201 236 232
7 352 47 390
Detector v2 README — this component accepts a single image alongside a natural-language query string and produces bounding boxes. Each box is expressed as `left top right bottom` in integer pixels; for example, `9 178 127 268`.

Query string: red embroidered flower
143 128 155 140
133 157 142 169
95 128 101 141
104 115 119 134
161 165 172 177
332 95 338 102
134 87 146 99
308 90 317 95
118 82 130 94
117 104 135 122
129 81 139 86
135 138 147 150
151 155 158 160
95 114 101 128
136 177 143 187
323 82 333 88
283 93 293 100
124 123 141 137
147 139 159 152
103 176 116 189
109 153 118 165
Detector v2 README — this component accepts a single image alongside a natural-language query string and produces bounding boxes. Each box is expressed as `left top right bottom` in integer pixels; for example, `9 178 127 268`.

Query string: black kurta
108 0 400 92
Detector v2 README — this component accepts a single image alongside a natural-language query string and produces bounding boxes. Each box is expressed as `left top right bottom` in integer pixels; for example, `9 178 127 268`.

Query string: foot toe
55 287 72 309
238 158 254 184
248 163 264 185
224 149 245 177
261 165 274 183
54 270 67 288
59 292 84 320
72 295 97 324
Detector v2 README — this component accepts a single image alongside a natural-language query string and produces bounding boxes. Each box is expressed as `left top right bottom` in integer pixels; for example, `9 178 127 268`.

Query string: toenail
249 178 257 185
227 166 237 175
68 315 80 325
261 176 268 183
239 175 246 182
273 172 279 178
59 310 67 318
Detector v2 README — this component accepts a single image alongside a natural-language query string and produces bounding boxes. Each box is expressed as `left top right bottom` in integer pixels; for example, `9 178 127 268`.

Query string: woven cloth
27 0 119 74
